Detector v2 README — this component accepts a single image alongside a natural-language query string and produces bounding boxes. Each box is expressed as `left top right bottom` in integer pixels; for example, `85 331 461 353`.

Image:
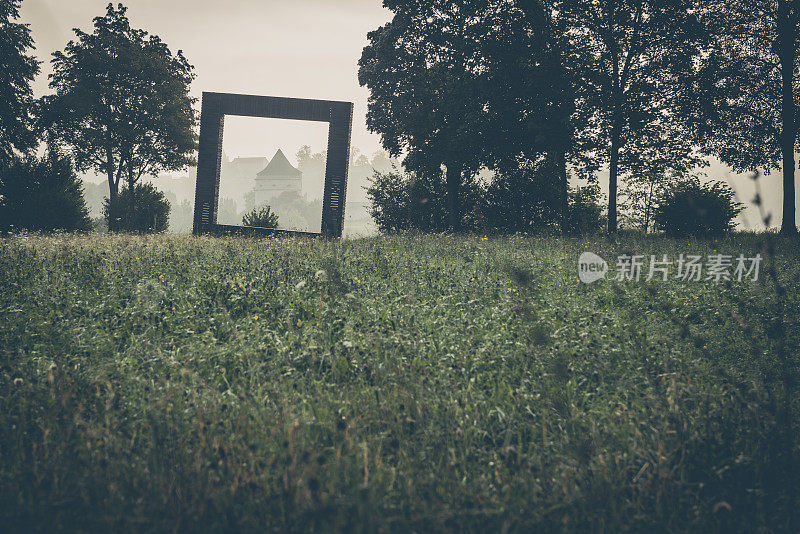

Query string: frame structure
192 92 353 238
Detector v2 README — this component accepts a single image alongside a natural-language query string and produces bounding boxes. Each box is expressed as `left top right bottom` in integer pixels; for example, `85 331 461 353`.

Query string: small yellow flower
254 315 259 321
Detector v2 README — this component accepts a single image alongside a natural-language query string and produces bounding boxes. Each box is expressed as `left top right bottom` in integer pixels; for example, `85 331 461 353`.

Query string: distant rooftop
226 157 269 180
258 149 301 177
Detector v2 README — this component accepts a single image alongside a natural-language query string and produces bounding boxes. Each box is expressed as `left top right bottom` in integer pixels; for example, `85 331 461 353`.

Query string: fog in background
19 0 800 231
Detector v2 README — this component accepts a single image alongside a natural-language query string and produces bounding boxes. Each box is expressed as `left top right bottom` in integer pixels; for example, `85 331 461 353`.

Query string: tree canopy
359 0 582 231
43 3 197 218
359 0 493 230
360 0 711 233
688 0 799 233
0 0 40 165
552 0 706 232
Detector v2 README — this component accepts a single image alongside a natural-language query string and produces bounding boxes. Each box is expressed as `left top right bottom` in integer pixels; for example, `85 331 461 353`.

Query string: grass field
1 233 798 532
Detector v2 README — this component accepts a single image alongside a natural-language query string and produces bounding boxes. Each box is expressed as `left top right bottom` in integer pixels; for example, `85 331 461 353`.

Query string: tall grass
0 233 797 532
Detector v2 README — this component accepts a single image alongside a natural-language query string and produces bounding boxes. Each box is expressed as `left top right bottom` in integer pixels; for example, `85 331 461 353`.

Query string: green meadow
1 233 798 532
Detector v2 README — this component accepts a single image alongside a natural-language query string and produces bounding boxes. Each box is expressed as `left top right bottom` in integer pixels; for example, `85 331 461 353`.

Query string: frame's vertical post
321 102 353 238
193 93 225 235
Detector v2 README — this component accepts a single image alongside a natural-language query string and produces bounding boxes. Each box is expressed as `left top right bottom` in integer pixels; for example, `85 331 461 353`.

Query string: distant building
228 156 269 180
255 149 302 205
219 155 268 203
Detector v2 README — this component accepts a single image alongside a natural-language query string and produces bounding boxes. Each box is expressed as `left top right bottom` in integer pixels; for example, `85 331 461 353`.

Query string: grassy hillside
1 233 798 532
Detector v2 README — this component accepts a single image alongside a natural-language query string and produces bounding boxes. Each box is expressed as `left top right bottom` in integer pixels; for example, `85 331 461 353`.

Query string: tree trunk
556 149 569 233
107 163 117 204
608 121 621 234
778 0 798 234
106 144 118 231
445 163 462 232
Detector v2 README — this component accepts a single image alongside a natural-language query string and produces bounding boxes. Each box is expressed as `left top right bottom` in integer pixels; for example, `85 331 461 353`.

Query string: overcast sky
20 0 391 165
18 0 798 228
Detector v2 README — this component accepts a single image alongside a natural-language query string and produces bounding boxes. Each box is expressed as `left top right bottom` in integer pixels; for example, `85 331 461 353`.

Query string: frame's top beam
201 91 353 123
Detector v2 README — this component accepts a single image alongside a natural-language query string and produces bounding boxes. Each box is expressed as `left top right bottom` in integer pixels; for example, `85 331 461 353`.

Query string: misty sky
21 0 391 165
18 0 799 228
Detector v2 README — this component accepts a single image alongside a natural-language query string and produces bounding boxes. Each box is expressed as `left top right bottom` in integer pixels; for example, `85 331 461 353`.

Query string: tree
483 0 580 231
554 0 705 233
43 3 197 228
0 0 40 165
688 0 799 234
103 181 170 233
296 145 326 175
0 153 92 233
359 0 491 231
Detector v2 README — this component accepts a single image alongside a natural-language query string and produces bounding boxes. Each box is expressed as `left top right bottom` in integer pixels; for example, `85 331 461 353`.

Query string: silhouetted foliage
360 0 707 235
359 0 491 231
43 3 197 207
242 205 279 229
367 166 601 235
103 182 169 233
653 178 743 236
482 158 562 232
565 184 604 235
0 153 91 233
0 0 40 164
482 0 578 230
554 0 706 233
688 1 799 234
366 170 446 234
366 169 483 233
482 163 604 234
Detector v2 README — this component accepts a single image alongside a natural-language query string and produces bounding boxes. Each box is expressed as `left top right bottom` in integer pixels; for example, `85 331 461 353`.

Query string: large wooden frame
192 92 353 238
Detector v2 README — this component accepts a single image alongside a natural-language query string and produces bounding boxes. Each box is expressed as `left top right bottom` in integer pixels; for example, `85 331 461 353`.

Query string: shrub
104 182 170 233
477 162 604 235
654 178 743 236
242 205 279 229
366 169 484 233
0 153 92 233
566 184 605 235
367 166 605 235
482 160 561 232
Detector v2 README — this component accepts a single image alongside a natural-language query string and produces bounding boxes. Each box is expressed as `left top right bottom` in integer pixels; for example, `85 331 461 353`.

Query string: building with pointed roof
219 155 269 203
254 149 303 205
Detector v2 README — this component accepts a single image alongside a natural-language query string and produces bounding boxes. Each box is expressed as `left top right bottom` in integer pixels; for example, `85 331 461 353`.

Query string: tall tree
0 0 40 165
554 0 704 232
43 3 197 221
483 0 579 231
689 0 799 234
359 0 490 231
